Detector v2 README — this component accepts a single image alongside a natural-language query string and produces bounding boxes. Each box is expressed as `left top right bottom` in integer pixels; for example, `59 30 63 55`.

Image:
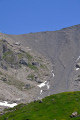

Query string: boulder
76 63 80 68
75 78 80 81
19 58 28 66
19 48 25 53
32 62 40 67
34 76 38 80
1 63 7 70
35 79 42 83
25 84 31 89
1 77 7 82
39 100 43 103
2 44 7 53
34 100 37 103
70 112 78 118
34 75 42 83
2 65 7 70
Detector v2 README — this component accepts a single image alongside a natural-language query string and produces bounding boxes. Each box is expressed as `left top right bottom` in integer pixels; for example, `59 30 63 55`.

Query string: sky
0 0 80 35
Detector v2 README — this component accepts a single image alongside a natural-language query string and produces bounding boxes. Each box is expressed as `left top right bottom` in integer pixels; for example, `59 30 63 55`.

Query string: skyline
0 0 80 34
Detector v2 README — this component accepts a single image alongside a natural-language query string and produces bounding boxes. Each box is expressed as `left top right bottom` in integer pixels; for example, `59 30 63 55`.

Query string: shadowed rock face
0 24 80 107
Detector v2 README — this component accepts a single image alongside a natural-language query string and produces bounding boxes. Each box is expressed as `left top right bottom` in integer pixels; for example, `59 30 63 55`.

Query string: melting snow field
0 101 17 108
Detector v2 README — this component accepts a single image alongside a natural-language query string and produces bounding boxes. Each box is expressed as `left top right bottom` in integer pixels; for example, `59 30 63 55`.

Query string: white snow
52 73 55 77
40 90 43 94
37 81 47 88
46 82 50 89
51 70 55 77
37 81 50 90
0 101 17 108
76 56 80 62
76 68 80 71
38 81 50 98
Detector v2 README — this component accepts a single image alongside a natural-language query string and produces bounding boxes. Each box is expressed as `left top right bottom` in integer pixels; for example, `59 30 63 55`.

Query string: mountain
0 24 80 110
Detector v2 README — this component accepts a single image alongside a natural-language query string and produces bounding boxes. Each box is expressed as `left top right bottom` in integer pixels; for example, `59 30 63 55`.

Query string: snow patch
0 101 17 108
76 68 80 71
37 81 50 90
76 56 80 62
46 82 50 89
52 73 55 77
51 70 55 77
40 90 43 94
37 81 47 88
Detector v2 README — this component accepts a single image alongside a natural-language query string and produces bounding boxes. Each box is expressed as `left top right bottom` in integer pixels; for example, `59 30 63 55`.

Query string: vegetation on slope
1 91 80 120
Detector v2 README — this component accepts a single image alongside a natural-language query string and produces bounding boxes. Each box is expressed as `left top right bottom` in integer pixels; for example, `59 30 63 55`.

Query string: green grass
1 75 25 90
0 71 3 75
28 64 37 70
27 74 35 81
17 52 33 61
3 51 15 64
17 53 23 59
40 64 48 69
26 52 33 61
1 91 80 120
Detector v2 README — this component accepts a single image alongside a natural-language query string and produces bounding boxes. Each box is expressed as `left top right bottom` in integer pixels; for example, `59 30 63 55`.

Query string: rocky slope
0 34 52 110
0 24 80 110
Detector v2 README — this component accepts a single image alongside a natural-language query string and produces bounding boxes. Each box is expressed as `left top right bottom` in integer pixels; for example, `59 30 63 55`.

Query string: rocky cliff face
0 24 80 110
